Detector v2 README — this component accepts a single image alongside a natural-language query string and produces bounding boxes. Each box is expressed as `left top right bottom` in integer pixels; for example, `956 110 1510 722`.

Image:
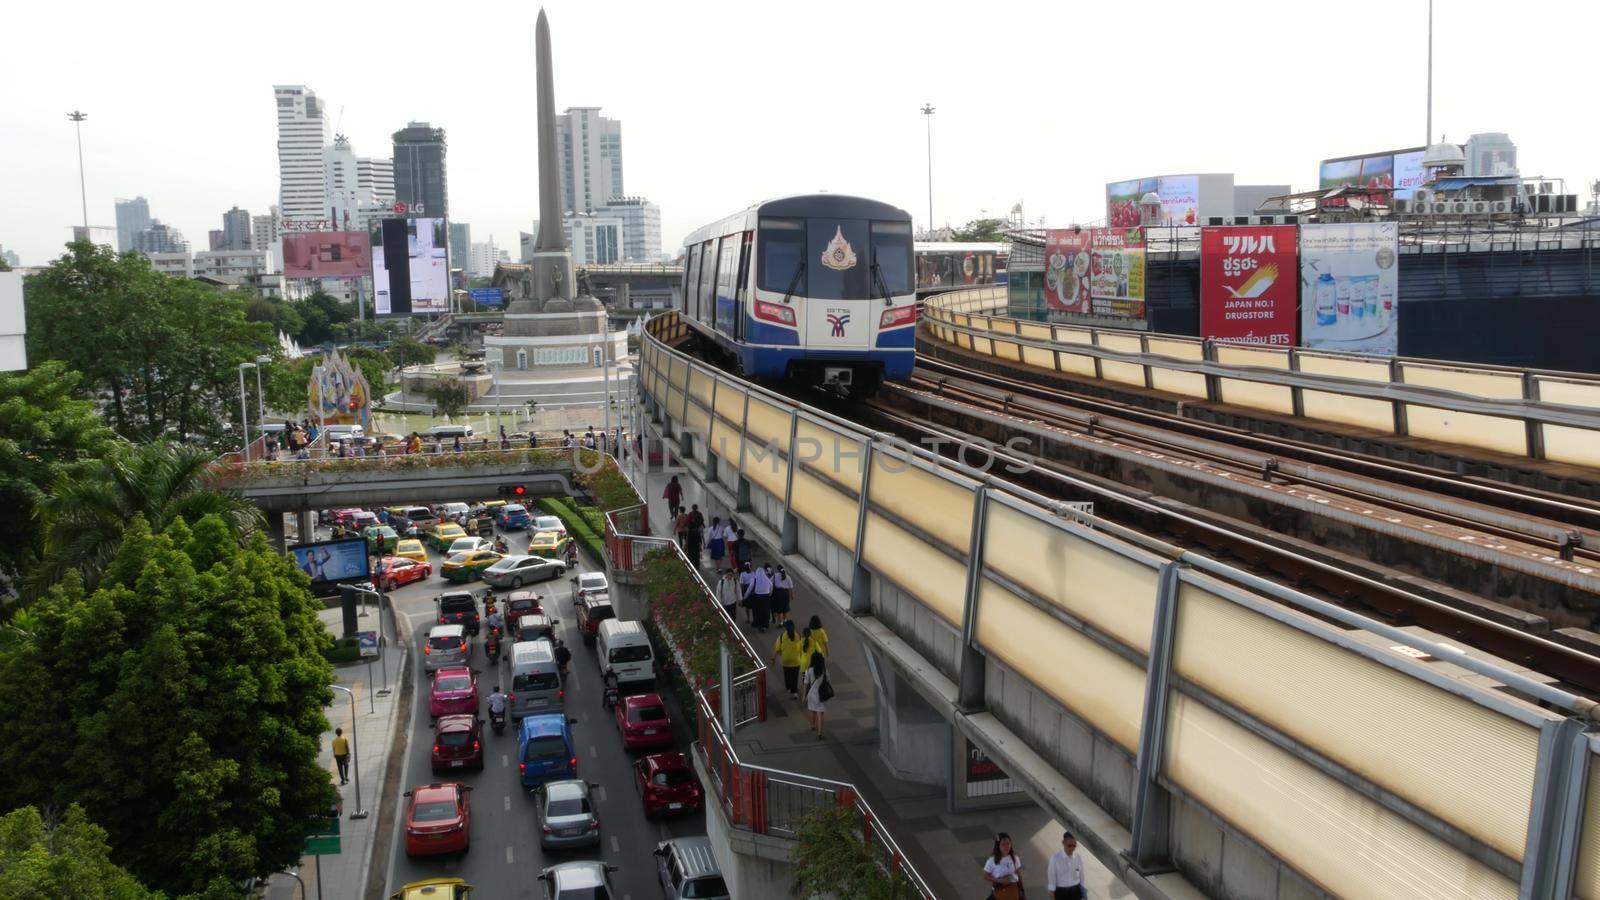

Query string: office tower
450 223 471 271
600 197 661 262
358 157 394 204
252 206 281 252
324 136 362 230
563 213 623 265
221 206 252 250
1465 133 1518 177
391 122 448 217
115 197 151 252
208 230 225 251
133 221 188 254
555 107 623 215
274 85 331 223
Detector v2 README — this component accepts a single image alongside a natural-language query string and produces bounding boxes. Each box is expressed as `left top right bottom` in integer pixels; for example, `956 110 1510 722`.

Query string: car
347 510 381 532
519 713 578 788
527 530 568 560
431 714 484 772
531 514 567 537
503 590 545 622
509 612 558 645
535 779 602 850
327 507 365 528
325 423 365 441
376 556 432 591
365 524 401 554
429 665 480 719
576 594 615 645
448 536 489 556
436 502 472 522
539 861 618 900
389 877 473 900
424 624 470 673
476 500 507 513
395 538 429 564
633 752 703 818
435 592 481 635
573 571 609 601
426 522 469 552
427 424 475 440
614 693 673 751
442 550 504 583
483 554 565 589
402 782 472 857
467 513 497 538
654 837 729 900
496 503 532 530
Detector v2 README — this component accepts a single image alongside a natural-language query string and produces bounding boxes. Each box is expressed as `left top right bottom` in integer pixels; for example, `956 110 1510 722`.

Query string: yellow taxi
441 549 504 583
425 522 469 552
390 878 472 900
395 538 429 565
477 499 507 511
527 529 569 560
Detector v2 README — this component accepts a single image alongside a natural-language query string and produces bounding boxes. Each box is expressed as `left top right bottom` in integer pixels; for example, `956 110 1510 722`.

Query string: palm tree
28 442 263 596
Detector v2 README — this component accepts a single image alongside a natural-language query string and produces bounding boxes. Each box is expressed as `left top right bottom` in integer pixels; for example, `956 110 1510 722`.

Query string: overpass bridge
632 305 1600 900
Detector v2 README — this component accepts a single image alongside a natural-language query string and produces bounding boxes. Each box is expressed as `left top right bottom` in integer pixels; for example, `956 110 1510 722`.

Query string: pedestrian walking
738 563 755 625
1046 832 1084 900
772 621 806 700
731 528 748 570
331 727 350 785
984 833 1025 900
663 475 683 518
771 565 793 626
687 504 705 562
802 652 830 739
724 522 740 570
805 614 830 660
707 516 727 568
715 568 741 622
452 436 463 453
749 564 774 632
674 509 691 553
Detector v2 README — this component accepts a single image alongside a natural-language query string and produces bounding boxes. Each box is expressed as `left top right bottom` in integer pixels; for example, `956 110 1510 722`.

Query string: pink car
429 666 479 719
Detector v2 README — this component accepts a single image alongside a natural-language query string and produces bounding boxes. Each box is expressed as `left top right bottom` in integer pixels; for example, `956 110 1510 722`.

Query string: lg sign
392 201 425 216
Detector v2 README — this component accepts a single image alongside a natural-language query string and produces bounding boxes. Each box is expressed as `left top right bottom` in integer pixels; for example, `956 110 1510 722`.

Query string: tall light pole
1425 0 1433 145
255 355 270 430
238 362 256 462
328 685 368 819
68 111 88 230
921 104 935 235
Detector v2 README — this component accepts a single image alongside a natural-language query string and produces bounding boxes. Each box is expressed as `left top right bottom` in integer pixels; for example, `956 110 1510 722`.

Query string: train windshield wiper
780 261 805 305
870 252 893 306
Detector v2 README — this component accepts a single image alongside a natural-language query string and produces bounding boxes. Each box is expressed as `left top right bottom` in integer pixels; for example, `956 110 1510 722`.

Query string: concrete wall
694 752 799 900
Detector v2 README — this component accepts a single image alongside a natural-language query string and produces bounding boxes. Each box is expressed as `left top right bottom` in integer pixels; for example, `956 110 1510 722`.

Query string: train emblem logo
820 226 858 271
826 311 850 337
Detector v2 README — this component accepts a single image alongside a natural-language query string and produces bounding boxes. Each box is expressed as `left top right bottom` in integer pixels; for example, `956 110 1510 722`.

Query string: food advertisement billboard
1087 227 1146 318
282 232 372 279
1106 175 1201 227
372 217 449 316
1043 230 1092 313
1318 147 1427 201
1299 223 1399 355
289 537 370 587
1200 225 1298 346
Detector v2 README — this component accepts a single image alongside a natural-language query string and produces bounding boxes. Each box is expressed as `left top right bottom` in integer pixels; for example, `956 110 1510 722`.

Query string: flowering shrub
220 448 576 484
578 453 644 511
640 547 756 689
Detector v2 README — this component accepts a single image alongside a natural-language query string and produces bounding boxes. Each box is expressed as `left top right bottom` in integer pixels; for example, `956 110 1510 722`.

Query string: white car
448 536 488 555
324 424 365 441
574 572 609 598
531 515 567 536
436 502 472 521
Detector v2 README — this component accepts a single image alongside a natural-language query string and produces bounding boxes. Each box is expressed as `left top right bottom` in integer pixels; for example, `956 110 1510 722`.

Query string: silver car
540 861 616 900
483 554 565 589
536 779 601 850
423 624 470 673
654 836 729 900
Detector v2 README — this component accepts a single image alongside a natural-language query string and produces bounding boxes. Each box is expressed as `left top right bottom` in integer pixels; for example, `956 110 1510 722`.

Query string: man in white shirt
1046 832 1084 900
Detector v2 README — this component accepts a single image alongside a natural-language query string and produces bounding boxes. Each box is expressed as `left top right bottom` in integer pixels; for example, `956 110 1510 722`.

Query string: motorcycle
554 640 571 678
489 707 506 735
564 544 578 568
485 626 502 665
601 669 620 711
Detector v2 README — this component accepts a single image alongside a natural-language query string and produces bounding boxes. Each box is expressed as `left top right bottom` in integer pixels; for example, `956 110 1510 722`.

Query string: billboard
1087 227 1146 318
372 217 450 315
289 537 370 587
282 232 372 279
1318 147 1428 201
1106 175 1201 227
1200 225 1298 347
1299 222 1399 355
1043 230 1092 313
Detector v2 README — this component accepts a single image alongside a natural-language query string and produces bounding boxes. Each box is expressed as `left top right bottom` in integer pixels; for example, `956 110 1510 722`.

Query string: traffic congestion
315 499 727 900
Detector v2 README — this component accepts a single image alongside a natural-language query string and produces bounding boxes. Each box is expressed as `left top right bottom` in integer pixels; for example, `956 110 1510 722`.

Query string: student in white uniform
1046 831 1084 899
983 832 1024 900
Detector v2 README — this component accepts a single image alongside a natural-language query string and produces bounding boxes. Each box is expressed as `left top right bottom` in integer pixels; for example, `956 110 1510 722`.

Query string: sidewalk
624 449 1129 900
264 600 410 900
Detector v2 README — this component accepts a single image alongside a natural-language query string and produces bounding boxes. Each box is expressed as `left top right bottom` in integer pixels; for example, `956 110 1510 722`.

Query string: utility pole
921 104 936 235
1425 0 1433 145
68 111 88 229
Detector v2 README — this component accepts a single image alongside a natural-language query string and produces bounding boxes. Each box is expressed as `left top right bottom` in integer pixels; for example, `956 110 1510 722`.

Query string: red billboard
282 232 373 279
1042 229 1092 313
1200 225 1298 346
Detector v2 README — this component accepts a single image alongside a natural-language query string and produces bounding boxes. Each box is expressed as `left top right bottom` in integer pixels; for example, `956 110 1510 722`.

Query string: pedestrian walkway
622 450 1128 900
264 600 410 900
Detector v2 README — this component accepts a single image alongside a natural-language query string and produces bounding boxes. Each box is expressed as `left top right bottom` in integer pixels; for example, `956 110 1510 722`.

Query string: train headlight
879 305 916 329
754 300 797 326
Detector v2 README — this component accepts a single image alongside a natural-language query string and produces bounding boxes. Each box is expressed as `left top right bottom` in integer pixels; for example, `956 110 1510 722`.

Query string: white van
509 639 563 719
427 424 475 440
597 620 654 686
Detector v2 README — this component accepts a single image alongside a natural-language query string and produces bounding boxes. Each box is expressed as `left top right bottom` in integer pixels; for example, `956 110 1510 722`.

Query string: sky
2 0 1597 267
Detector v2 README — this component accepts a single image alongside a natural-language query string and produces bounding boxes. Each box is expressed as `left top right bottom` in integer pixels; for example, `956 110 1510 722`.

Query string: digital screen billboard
282 232 372 279
289 537 371 586
1318 147 1427 200
1200 225 1298 347
1299 222 1399 355
1106 175 1201 227
372 217 450 315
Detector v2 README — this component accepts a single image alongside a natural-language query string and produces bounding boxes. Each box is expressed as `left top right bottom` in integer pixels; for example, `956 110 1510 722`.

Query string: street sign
357 630 379 659
469 287 505 307
304 814 341 856
393 201 407 216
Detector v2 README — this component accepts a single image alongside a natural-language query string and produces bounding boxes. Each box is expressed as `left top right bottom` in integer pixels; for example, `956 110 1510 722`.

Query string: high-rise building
208 230 225 251
392 122 448 218
1465 132 1518 177
555 107 623 215
358 157 394 204
252 206 281 253
564 213 623 265
323 136 362 230
274 85 331 224
133 220 188 254
71 226 118 251
600 197 662 262
220 206 253 250
114 197 151 252
468 238 501 279
450 223 471 271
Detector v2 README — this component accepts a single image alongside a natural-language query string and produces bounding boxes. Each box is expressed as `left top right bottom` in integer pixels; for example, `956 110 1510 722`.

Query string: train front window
806 218 870 301
758 218 806 297
870 221 913 297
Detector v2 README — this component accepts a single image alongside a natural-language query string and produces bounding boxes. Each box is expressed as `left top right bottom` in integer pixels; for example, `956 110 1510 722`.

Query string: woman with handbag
984 832 1026 900
801 652 831 739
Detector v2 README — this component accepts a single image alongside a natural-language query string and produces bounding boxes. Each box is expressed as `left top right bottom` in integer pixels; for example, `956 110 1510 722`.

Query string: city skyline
4 0 1598 267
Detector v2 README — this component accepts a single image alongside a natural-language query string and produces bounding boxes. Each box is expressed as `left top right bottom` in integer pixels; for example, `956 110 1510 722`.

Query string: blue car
496 503 532 530
518 713 576 790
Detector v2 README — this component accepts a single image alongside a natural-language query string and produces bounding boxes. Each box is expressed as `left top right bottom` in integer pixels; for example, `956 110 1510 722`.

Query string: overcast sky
3 0 1595 267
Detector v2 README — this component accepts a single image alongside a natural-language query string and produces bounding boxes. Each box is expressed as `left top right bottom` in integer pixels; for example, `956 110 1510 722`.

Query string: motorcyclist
485 607 504 635
564 542 578 567
494 536 510 555
601 667 620 709
554 639 572 677
481 589 497 618
485 626 502 663
487 685 509 730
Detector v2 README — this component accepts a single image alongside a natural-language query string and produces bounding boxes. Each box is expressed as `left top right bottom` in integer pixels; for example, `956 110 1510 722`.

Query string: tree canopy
0 516 337 896
424 377 470 419
949 218 1008 242
0 805 164 900
387 337 436 369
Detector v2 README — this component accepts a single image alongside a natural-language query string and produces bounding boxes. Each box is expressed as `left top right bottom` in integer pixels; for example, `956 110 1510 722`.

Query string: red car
429 666 479 719
432 714 484 773
633 752 702 818
503 590 544 622
576 595 615 646
376 556 432 591
614 693 673 751
403 782 472 856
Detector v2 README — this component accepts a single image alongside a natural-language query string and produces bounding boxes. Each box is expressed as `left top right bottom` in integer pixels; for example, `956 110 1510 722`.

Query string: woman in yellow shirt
804 615 829 661
772 621 807 700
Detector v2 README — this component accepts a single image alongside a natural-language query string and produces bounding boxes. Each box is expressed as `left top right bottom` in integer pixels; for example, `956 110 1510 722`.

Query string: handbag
992 885 1021 900
817 676 835 702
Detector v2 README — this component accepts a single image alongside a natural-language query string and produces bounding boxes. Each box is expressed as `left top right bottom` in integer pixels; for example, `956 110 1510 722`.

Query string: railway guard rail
922 286 1600 469
637 308 1600 900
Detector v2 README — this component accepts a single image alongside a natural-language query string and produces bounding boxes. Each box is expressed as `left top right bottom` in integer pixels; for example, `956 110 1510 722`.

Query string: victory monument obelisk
526 7 574 304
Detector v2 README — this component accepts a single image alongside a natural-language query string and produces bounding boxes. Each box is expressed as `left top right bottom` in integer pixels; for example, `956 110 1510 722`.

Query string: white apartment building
564 214 624 265
600 197 662 262
274 85 331 224
193 249 273 284
555 107 623 215
144 252 193 278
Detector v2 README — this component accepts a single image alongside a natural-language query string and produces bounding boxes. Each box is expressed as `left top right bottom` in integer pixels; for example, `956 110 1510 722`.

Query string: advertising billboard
1200 225 1298 347
1087 227 1146 318
1318 147 1428 201
1106 175 1201 227
372 217 450 315
1299 222 1399 355
1042 230 1092 313
289 537 370 587
282 232 372 279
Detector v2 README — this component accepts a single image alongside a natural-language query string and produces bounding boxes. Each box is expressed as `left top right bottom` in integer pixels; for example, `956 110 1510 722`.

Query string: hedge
322 636 363 665
536 497 605 561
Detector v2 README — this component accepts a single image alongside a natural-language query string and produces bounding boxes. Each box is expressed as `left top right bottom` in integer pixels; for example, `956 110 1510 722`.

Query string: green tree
0 516 337 896
0 361 118 590
792 805 916 900
293 291 357 346
24 242 274 443
241 291 305 346
424 378 470 419
388 337 436 369
950 218 1007 242
0 805 164 899
29 442 263 596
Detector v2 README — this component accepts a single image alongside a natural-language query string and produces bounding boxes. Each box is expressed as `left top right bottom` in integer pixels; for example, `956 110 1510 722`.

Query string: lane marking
595 786 606 803
610 835 620 854
588 745 598 759
502 754 509 768
504 795 511 811
506 845 514 864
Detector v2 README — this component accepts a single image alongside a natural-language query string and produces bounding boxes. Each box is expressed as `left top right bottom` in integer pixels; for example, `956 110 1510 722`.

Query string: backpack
817 676 835 703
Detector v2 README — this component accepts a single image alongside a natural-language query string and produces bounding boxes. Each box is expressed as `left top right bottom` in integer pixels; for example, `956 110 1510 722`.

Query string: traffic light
497 485 527 497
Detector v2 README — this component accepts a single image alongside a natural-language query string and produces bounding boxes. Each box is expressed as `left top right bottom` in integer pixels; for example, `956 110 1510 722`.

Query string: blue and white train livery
678 194 917 394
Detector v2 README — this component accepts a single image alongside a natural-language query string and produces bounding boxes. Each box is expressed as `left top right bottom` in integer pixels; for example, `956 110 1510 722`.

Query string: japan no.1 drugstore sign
1200 225 1298 346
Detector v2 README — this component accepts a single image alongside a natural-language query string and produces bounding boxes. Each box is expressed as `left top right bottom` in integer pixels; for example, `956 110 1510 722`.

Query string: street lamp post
254 356 270 456
68 111 88 230
238 362 255 462
328 685 367 819
921 104 935 235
